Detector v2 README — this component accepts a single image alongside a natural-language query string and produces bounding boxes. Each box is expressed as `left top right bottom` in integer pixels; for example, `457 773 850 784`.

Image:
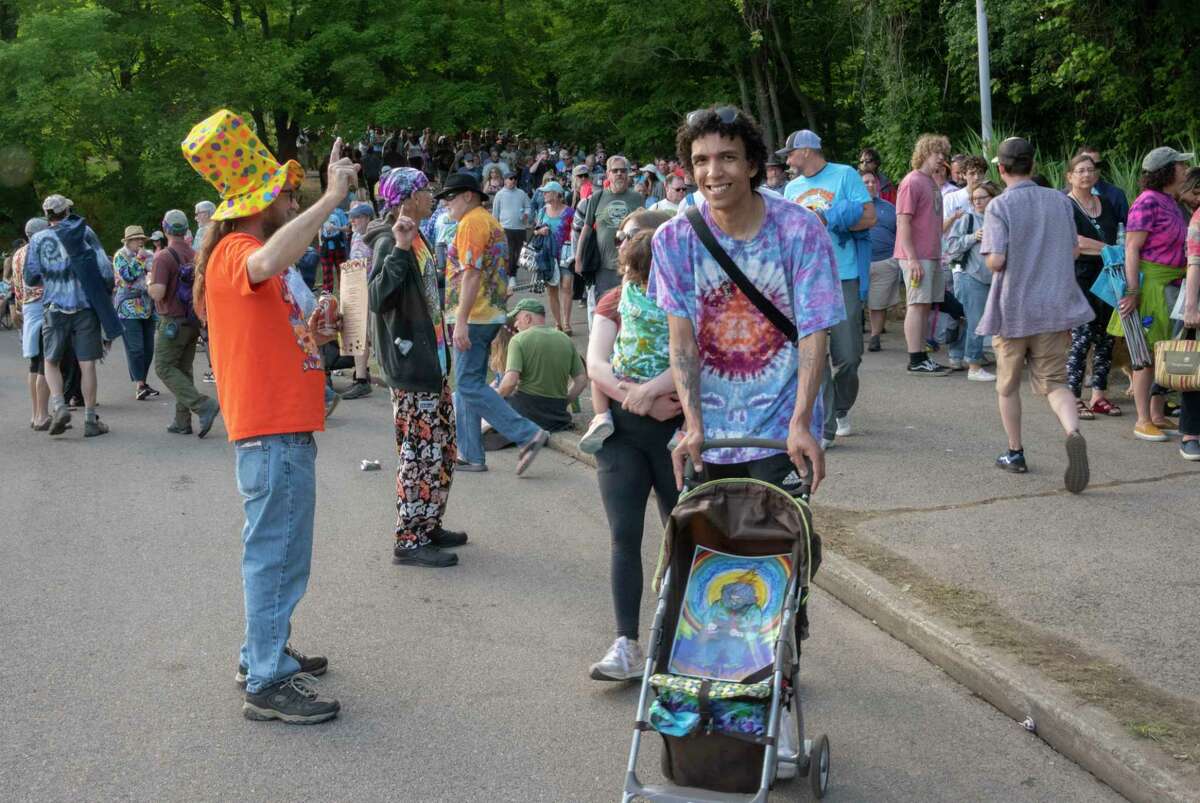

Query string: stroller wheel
808 734 830 799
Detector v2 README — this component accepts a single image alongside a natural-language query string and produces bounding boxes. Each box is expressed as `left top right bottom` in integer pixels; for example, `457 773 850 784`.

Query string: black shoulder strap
685 205 797 344
584 189 603 228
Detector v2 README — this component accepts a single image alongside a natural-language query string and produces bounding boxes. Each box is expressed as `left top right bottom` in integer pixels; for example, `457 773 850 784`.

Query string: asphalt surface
815 330 1200 702
0 329 1122 802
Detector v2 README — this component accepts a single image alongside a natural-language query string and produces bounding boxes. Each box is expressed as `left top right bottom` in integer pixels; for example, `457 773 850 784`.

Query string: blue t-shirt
784 163 871 280
869 198 897 262
648 191 844 465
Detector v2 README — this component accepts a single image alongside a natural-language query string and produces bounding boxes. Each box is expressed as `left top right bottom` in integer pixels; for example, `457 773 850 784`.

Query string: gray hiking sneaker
48 404 71 436
84 416 109 437
197 398 221 439
589 636 645 681
242 672 339 724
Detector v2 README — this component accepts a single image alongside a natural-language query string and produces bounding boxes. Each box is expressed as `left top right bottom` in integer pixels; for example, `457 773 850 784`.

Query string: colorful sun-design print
669 547 793 682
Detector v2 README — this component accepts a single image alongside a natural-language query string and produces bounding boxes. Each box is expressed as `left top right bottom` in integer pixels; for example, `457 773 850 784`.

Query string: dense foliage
1 0 1197 244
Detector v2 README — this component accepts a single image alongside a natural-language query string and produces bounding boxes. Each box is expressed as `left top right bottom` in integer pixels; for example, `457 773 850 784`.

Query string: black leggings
595 406 682 640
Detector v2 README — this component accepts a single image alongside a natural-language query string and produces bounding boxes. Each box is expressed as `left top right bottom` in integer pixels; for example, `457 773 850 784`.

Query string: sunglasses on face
443 191 463 202
686 105 741 127
609 167 629 174
615 228 640 244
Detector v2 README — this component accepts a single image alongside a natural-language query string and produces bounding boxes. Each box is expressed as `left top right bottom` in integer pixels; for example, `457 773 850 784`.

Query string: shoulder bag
1154 328 1200 392
577 189 605 285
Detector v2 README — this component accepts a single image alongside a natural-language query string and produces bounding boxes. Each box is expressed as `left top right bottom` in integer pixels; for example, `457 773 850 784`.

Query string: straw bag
1154 329 1200 391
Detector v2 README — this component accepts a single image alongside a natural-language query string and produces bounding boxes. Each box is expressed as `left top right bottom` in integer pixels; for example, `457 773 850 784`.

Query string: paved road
814 330 1200 703
0 330 1121 802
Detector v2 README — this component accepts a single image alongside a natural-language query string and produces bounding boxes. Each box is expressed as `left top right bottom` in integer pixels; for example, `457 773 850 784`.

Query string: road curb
545 434 1199 801
816 553 1197 803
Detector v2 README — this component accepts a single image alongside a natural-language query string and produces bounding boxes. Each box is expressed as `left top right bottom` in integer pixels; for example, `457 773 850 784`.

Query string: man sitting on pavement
496 298 586 435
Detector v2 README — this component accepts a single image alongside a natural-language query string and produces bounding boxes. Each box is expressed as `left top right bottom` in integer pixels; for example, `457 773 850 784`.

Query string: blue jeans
453 323 540 465
235 433 317 693
949 273 990 365
120 317 155 382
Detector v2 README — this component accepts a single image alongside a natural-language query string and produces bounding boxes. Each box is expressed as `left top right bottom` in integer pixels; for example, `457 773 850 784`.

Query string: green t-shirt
506 325 584 399
582 189 645 274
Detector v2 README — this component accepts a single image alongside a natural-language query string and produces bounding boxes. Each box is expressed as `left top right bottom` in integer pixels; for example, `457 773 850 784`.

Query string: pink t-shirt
893 170 943 261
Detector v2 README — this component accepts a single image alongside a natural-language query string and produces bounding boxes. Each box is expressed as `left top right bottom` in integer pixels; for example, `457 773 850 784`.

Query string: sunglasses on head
686 105 741 127
615 227 640 244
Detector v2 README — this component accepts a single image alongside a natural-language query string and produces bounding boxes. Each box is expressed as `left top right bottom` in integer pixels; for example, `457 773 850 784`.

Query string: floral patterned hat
181 109 305 221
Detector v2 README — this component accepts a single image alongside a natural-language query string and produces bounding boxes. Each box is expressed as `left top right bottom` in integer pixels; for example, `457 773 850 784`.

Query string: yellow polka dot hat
181 109 305 221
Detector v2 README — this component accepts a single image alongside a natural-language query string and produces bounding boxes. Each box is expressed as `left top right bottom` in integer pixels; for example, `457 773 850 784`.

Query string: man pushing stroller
649 105 841 493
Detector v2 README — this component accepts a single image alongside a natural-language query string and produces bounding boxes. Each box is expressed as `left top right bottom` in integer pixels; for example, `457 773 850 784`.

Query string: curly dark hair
675 106 767 190
1141 162 1179 192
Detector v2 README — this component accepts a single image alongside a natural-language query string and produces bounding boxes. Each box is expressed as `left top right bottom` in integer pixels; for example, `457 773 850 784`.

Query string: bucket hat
181 109 304 221
122 225 147 243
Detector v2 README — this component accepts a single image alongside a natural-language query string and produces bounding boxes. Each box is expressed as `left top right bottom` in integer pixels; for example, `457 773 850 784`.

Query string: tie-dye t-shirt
611 281 670 382
445 205 508 325
648 191 843 464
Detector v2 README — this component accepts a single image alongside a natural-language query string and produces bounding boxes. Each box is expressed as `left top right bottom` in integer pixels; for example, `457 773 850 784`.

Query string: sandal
1089 398 1121 417
1076 399 1095 421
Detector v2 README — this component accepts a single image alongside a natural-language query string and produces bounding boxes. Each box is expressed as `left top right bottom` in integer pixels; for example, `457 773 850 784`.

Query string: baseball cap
541 181 565 195
572 164 589 177
348 202 374 219
775 130 821 157
507 298 546 320
25 217 49 238
162 209 190 236
42 194 73 215
1142 146 1194 173
991 137 1035 165
150 230 164 241
194 200 216 215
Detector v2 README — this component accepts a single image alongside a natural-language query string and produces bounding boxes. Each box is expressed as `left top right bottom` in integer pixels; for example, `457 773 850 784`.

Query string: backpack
167 247 199 325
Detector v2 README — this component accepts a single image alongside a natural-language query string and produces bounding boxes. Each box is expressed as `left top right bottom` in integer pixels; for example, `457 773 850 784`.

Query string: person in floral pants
369 167 468 568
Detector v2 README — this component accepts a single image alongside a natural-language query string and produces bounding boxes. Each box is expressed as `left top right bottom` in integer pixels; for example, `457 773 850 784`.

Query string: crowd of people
3 105 1199 726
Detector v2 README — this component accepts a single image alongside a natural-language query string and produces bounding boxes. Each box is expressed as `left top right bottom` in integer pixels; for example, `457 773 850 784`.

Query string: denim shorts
42 306 102 362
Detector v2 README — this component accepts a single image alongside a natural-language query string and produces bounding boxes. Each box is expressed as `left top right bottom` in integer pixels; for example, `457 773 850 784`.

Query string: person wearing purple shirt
1108 146 1192 442
649 106 842 495
979 137 1092 492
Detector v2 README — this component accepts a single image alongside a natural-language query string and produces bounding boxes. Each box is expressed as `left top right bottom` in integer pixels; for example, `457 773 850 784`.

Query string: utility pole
976 0 993 144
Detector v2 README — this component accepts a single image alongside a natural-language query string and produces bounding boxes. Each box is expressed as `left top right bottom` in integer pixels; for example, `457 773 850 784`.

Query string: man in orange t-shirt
184 108 359 725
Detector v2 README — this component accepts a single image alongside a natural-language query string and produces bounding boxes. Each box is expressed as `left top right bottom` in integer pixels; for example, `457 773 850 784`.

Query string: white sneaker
967 367 996 382
820 437 834 450
947 357 966 371
578 412 614 454
775 707 799 780
835 415 851 437
589 636 645 681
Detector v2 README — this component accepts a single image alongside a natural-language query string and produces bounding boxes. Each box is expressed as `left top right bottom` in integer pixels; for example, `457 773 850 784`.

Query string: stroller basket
623 439 830 803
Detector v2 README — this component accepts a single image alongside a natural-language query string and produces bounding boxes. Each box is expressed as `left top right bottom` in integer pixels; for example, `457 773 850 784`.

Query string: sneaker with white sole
907 358 950 376
947 357 966 371
578 412 614 454
967 367 996 382
835 415 851 437
589 636 644 681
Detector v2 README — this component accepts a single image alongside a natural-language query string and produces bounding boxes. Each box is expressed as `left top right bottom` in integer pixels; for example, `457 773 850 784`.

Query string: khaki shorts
867 258 902 311
993 331 1071 396
900 258 945 305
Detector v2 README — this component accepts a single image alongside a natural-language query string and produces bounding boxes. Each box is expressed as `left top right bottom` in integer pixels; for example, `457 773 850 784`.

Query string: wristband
1123 287 1140 297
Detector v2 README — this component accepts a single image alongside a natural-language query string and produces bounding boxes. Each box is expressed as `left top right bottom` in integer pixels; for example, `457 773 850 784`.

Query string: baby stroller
623 439 830 802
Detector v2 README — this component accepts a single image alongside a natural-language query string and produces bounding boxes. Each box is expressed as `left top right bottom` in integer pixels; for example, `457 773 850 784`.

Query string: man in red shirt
183 109 358 724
